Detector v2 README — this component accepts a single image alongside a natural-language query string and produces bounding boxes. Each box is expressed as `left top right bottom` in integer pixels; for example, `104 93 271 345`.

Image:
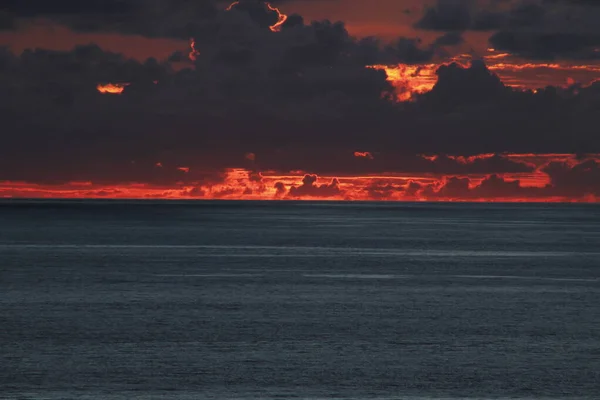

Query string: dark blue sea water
1 200 600 399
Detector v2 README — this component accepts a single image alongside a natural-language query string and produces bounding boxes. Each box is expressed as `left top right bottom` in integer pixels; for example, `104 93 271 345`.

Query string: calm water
1 200 600 400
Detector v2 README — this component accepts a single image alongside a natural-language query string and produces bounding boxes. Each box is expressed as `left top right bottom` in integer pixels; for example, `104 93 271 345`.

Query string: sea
1 200 599 400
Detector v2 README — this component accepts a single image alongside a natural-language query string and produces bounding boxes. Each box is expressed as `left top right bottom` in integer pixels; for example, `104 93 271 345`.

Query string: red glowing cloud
1 155 599 203
5 1 600 204
354 152 374 160
96 83 129 94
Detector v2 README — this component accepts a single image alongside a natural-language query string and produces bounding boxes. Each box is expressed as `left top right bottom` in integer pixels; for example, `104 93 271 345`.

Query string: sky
1 0 600 202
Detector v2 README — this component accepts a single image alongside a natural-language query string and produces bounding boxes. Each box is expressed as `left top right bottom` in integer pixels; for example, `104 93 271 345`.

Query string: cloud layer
0 0 599 201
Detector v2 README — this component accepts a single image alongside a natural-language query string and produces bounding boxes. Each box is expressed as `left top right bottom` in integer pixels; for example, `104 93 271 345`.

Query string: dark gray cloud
414 0 600 60
0 10 15 30
414 0 547 32
1 37 600 186
0 0 599 191
288 174 342 198
489 31 600 60
332 157 600 201
420 158 600 200
1 0 219 38
1 0 137 16
542 159 600 197
415 0 472 31
432 32 465 46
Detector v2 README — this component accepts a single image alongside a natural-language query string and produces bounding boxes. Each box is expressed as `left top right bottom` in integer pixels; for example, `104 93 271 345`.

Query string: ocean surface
1 200 600 400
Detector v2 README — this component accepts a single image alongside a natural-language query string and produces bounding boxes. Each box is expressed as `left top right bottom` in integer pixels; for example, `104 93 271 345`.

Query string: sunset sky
1 0 599 201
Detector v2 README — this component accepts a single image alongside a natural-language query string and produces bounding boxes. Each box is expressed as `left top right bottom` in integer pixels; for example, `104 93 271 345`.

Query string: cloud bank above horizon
1 0 599 201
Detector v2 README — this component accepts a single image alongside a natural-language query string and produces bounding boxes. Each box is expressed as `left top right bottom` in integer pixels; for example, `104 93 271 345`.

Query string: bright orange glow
369 64 438 101
354 152 374 159
371 57 600 102
0 176 594 203
266 2 288 32
96 83 129 94
485 53 511 60
2 155 598 202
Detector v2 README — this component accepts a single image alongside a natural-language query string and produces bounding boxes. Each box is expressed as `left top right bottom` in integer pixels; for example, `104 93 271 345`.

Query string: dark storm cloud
2 39 600 185
0 7 403 185
415 0 472 31
542 159 600 197
0 0 136 16
414 0 546 32
0 10 15 30
1 0 342 41
420 59 507 106
0 0 600 193
432 32 465 47
414 0 600 60
252 151 535 177
1 0 219 38
543 0 600 5
419 158 600 200
288 175 343 198
489 31 600 60
419 174 541 200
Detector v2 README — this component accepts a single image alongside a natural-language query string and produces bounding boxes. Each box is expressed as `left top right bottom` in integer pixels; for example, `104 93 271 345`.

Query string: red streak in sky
226 1 240 11
266 3 288 32
225 1 287 32
447 154 496 164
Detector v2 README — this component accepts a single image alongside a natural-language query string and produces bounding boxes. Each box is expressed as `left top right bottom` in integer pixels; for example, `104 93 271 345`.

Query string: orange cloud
369 64 438 101
372 52 600 101
96 83 129 94
354 151 374 159
2 154 599 202
447 154 496 165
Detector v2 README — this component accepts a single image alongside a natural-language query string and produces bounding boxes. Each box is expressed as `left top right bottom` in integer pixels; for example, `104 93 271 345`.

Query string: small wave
154 273 263 278
454 275 600 283
303 274 413 280
1 244 594 259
